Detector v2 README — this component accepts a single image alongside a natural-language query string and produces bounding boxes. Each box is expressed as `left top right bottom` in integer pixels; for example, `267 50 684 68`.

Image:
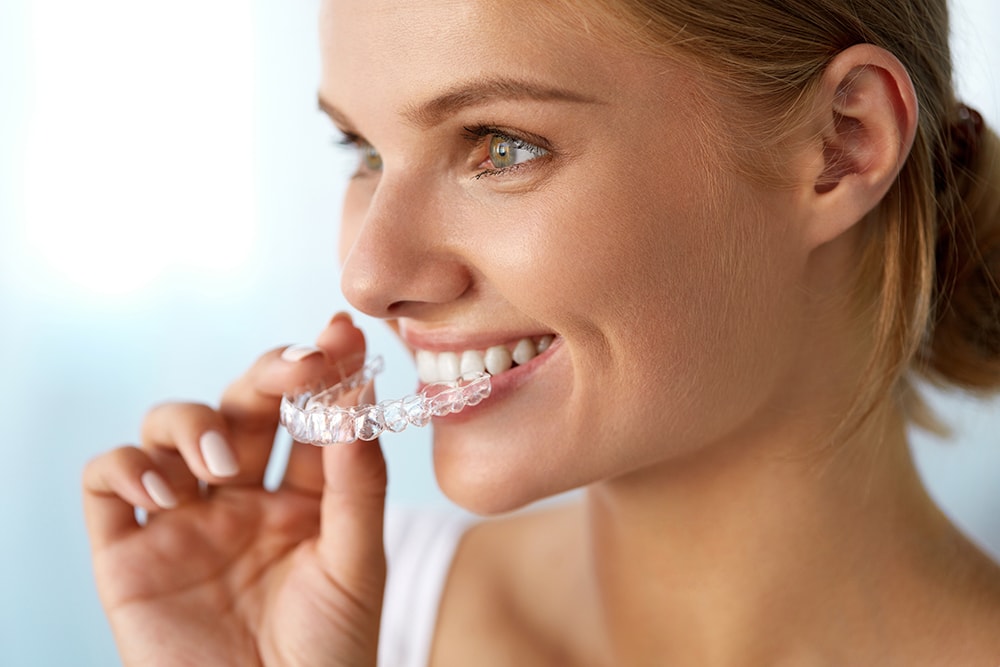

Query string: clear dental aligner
279 355 492 446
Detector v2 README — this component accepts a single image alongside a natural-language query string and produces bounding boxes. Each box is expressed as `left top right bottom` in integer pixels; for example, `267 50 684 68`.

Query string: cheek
528 157 795 440
483 153 724 336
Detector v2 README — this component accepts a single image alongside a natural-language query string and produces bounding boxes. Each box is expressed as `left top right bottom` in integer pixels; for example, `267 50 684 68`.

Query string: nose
339 175 473 319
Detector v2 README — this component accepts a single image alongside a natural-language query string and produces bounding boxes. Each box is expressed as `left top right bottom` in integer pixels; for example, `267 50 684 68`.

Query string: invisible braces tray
279 356 491 445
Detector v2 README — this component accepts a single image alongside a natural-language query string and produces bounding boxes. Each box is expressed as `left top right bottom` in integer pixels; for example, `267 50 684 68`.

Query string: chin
438 480 540 516
430 428 573 516
433 455 546 517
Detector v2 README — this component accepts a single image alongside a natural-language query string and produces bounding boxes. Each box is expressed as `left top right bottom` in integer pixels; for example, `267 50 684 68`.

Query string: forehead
318 0 670 127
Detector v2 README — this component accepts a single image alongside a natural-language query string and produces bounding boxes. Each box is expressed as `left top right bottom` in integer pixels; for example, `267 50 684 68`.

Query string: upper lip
397 321 555 353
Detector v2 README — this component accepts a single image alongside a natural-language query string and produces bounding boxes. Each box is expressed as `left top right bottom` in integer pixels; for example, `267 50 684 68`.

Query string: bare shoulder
429 499 595 667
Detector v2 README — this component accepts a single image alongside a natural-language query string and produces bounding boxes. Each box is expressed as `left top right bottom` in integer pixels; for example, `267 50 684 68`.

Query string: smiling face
319 0 820 513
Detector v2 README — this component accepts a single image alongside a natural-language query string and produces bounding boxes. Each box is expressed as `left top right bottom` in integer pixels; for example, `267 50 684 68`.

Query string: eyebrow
318 76 604 131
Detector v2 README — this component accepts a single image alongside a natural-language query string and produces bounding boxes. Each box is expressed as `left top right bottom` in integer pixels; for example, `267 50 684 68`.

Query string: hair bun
923 116 1000 390
949 104 985 171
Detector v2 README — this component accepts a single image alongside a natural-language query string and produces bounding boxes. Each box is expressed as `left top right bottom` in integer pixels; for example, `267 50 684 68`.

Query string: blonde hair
558 0 1000 427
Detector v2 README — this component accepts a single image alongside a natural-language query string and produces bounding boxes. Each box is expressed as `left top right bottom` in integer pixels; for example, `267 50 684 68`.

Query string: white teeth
484 345 513 375
512 338 537 365
437 351 460 382
416 350 439 384
460 350 486 377
416 336 554 381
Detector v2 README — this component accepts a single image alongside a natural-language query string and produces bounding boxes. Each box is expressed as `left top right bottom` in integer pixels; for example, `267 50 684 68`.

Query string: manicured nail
281 344 323 362
200 431 239 477
141 470 178 509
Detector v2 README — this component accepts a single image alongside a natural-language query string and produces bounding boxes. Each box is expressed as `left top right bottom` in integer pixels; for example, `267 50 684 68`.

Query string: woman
83 0 1000 664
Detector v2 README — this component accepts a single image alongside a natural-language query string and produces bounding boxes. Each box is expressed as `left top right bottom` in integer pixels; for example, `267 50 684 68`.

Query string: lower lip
422 338 562 424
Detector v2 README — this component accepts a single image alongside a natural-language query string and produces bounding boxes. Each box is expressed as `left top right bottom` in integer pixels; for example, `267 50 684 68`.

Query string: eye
335 131 383 176
487 134 547 170
360 143 383 172
463 125 551 178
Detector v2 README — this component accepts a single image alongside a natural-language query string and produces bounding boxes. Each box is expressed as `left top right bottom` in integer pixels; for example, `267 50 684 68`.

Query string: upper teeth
416 335 553 383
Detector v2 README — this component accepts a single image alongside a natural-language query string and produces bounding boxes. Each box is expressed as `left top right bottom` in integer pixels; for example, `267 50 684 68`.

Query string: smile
415 335 555 383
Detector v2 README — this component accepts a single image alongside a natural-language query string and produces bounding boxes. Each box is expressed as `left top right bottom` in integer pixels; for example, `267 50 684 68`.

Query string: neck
581 404 964 666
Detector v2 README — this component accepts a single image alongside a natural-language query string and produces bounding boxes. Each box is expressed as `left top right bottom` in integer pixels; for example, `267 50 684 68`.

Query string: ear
801 44 918 249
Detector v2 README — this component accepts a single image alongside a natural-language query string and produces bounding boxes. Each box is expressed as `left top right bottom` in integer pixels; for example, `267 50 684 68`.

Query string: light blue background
1 1 998 665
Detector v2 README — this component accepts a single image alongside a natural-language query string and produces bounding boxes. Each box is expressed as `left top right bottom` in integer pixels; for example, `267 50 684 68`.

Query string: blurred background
0 1 997 664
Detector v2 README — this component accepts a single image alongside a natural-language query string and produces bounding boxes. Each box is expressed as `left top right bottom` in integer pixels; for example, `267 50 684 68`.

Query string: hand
83 314 387 667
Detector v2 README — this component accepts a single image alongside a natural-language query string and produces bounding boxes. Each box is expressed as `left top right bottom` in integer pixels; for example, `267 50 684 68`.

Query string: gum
279 355 492 445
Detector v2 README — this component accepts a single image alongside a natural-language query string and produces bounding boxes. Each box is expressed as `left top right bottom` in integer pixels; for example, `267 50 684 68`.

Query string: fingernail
329 311 354 326
358 380 376 406
200 431 239 477
141 470 178 509
281 344 323 362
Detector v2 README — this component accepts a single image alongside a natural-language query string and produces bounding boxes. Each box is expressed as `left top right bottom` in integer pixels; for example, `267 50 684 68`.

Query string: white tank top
378 506 473 667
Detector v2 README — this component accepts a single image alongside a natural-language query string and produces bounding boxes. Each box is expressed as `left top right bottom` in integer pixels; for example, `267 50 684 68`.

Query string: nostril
386 300 423 317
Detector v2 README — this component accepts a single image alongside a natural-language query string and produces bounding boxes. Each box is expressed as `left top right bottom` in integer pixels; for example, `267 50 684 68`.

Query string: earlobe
805 44 919 248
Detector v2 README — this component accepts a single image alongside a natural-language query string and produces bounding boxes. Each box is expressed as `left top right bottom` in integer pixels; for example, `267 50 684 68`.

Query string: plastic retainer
279 355 492 445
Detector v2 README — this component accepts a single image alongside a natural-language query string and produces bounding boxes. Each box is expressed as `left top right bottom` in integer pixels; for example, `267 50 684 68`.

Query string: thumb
316 380 388 596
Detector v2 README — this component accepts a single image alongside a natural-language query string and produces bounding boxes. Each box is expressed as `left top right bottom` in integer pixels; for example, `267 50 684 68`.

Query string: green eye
489 135 515 168
361 144 383 171
488 134 546 170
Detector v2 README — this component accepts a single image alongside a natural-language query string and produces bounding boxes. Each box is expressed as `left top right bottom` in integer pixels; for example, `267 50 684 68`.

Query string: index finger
208 313 368 485
218 312 368 427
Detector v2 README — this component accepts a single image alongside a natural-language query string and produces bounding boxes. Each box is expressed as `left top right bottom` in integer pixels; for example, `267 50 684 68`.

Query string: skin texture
328 0 807 514
84 1 1000 665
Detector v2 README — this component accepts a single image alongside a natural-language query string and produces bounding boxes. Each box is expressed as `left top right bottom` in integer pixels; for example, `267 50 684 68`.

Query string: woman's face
320 0 812 512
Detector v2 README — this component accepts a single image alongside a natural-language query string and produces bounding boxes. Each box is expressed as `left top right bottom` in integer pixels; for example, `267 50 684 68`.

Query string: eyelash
333 131 380 178
334 130 360 150
332 125 551 179
461 125 550 179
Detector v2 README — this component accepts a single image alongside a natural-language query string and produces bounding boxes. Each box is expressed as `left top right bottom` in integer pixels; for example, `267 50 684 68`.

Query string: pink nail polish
200 431 239 478
281 344 323 362
141 470 178 509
